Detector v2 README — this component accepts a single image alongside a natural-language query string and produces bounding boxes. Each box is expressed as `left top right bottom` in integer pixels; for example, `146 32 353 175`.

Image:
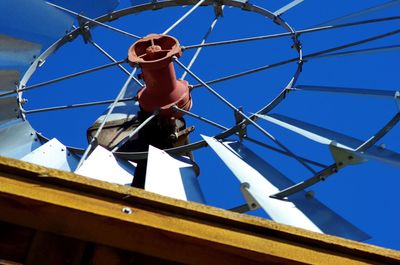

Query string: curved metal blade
0 70 20 123
202 135 369 241
256 113 400 167
145 145 205 203
0 35 42 68
293 85 399 98
316 0 400 27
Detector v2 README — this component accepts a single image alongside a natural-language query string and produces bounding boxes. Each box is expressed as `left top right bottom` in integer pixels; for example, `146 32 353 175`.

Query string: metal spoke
191 28 400 89
174 58 317 174
183 16 400 50
77 67 138 169
173 105 326 168
22 97 136 114
46 2 141 39
316 0 400 27
181 9 222 80
89 40 143 87
16 60 126 96
163 0 206 35
112 110 159 152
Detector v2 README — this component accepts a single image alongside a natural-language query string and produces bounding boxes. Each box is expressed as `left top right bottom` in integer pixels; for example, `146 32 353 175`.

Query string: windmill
0 0 399 249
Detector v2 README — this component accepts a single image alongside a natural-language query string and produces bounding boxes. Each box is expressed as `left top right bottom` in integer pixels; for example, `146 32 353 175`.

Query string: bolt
122 207 133 214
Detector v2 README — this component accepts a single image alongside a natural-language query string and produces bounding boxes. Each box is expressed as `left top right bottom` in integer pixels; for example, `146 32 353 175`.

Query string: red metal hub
128 34 192 118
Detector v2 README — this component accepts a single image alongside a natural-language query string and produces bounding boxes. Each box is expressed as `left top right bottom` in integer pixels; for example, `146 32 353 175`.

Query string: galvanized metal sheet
202 135 370 241
0 35 42 68
0 96 19 123
145 145 205 203
0 120 41 159
257 113 400 167
75 145 135 185
21 138 79 172
0 70 20 122
0 70 19 92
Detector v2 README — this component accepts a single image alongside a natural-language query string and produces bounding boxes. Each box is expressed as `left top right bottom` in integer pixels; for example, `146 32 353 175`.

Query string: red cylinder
128 34 192 118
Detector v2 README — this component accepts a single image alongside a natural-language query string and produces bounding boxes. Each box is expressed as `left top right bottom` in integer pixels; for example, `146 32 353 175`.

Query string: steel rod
23 59 126 91
46 2 141 39
174 58 317 174
90 40 143 87
191 28 400 89
23 97 136 114
181 10 221 80
77 67 138 169
163 0 206 35
183 16 400 50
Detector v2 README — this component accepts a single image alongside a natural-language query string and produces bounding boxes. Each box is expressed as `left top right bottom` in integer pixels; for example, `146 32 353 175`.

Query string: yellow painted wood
0 156 399 265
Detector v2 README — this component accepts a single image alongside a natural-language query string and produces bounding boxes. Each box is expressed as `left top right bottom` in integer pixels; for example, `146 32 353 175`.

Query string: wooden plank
0 156 399 264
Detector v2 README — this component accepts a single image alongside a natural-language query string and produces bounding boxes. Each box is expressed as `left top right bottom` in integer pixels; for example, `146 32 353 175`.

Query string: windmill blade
308 45 400 60
316 0 400 27
0 0 73 46
256 113 400 167
293 85 399 99
273 0 304 16
48 0 120 18
145 145 205 203
202 135 369 240
0 70 20 123
0 35 42 68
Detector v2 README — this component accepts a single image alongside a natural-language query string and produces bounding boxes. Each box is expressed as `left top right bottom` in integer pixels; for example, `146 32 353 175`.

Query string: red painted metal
128 34 192 118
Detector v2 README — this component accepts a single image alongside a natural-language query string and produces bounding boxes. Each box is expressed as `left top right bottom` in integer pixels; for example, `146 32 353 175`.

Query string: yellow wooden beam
0 156 399 265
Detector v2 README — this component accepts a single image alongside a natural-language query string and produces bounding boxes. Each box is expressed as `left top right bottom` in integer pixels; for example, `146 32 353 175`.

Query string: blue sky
13 0 400 250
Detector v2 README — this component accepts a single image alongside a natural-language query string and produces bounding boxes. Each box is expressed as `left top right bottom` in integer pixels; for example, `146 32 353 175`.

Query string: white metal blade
256 113 400 167
145 145 205 203
0 120 41 159
202 135 369 240
75 145 135 185
21 138 79 171
202 135 322 232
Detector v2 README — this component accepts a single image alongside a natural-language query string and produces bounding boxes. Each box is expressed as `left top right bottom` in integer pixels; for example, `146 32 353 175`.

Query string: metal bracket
213 1 224 17
78 16 92 44
234 107 247 141
395 91 400 110
329 141 365 170
240 182 260 211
